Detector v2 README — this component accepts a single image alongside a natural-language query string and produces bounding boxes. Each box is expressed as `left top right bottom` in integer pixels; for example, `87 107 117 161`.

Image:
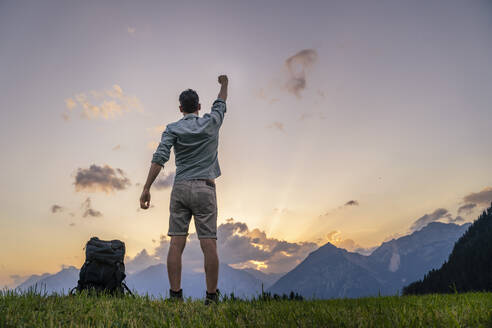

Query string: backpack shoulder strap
69 287 77 296
122 282 133 296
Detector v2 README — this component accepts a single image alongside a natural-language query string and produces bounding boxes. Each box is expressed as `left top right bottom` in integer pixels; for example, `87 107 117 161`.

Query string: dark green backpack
72 237 132 295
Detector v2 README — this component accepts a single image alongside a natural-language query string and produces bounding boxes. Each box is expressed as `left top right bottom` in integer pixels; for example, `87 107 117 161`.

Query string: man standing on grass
140 75 228 305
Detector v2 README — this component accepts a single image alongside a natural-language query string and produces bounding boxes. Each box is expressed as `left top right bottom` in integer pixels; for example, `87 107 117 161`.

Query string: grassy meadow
0 291 491 327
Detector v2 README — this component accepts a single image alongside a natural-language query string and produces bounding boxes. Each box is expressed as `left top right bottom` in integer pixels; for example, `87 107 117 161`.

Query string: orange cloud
63 85 143 120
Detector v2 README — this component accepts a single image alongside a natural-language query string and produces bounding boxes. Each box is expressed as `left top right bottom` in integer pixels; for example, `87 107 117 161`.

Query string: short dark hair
179 89 199 113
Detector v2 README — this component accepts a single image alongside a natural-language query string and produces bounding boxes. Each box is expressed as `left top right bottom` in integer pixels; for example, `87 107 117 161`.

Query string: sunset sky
1 0 491 287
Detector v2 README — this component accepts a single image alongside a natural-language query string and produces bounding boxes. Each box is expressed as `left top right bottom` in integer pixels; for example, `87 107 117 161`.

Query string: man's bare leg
200 238 219 293
167 236 187 292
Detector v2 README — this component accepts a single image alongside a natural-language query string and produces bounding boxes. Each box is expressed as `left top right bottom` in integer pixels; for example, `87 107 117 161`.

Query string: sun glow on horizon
230 260 269 272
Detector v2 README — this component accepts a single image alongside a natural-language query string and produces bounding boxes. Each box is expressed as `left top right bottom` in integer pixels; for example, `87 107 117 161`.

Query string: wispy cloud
451 187 492 218
127 27 136 36
256 88 280 105
299 112 326 121
383 232 405 242
81 197 102 218
448 215 465 224
344 200 359 206
409 208 464 232
62 85 143 120
284 49 318 98
50 204 64 213
324 230 375 255
74 164 131 193
154 172 175 190
321 200 360 217
463 187 492 206
65 98 76 110
457 203 476 215
267 121 285 132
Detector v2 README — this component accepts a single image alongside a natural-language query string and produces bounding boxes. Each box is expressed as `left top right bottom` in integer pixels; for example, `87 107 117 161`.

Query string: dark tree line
221 284 304 301
403 202 492 295
221 291 304 302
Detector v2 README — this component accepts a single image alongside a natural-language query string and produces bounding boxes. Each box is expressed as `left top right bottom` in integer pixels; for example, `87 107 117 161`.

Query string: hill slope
403 203 492 294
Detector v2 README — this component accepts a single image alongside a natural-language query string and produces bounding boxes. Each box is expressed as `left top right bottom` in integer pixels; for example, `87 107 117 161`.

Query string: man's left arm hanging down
140 127 176 209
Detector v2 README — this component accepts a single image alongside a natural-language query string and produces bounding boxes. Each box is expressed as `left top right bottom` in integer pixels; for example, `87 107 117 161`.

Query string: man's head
179 89 201 114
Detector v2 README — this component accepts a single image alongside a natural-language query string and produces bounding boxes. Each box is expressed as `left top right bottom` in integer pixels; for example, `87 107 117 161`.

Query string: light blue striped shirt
152 98 226 182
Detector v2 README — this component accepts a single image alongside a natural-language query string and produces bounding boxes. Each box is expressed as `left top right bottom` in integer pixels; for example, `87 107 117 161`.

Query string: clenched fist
218 75 228 85
140 188 151 209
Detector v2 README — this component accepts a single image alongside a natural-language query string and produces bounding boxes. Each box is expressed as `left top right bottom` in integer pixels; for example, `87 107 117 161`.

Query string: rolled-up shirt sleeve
209 98 227 126
151 126 176 167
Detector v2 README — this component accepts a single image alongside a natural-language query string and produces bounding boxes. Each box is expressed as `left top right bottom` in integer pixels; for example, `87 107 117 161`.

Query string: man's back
151 99 226 181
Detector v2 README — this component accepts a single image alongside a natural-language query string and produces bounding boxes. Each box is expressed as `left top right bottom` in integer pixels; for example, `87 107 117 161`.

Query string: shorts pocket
193 187 217 215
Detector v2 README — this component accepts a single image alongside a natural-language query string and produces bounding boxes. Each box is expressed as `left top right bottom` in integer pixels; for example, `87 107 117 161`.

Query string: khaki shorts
168 179 217 239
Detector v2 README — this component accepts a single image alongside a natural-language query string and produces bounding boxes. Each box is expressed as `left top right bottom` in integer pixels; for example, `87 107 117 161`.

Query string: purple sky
1 0 491 286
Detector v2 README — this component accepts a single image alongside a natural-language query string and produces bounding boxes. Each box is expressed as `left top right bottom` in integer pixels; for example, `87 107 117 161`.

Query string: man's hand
218 75 228 101
140 188 151 209
218 75 228 85
140 162 162 209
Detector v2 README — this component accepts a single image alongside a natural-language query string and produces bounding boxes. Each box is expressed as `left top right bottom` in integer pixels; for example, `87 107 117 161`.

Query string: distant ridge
15 263 266 299
125 263 264 298
403 203 492 294
15 222 472 299
16 267 78 294
268 221 470 298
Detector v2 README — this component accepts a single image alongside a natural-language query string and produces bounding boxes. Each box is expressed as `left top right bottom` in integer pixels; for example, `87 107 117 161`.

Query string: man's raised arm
206 75 228 128
218 75 228 101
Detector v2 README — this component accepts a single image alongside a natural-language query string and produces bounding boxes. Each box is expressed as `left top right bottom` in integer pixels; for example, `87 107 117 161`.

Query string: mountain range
16 263 265 299
404 203 492 294
268 222 470 298
15 222 470 299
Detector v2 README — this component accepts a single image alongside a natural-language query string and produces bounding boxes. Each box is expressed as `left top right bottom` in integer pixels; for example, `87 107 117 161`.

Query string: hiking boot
204 289 220 305
168 288 183 301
